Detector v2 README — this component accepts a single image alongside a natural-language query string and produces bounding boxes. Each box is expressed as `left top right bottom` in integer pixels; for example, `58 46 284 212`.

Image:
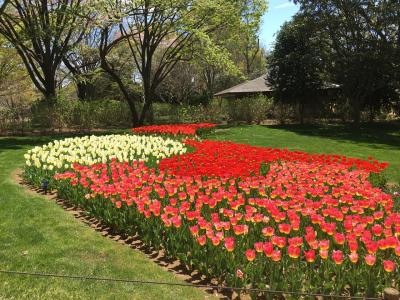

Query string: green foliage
367 172 388 189
267 14 326 124
96 0 257 126
259 161 270 176
227 95 273 124
155 101 226 124
0 0 90 101
26 98 132 133
293 0 400 123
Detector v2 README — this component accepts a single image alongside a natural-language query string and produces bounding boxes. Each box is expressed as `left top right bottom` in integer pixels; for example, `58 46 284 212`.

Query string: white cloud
274 2 295 9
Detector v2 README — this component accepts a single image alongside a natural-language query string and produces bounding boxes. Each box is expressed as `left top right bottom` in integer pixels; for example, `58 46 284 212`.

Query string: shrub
28 98 132 133
227 95 273 124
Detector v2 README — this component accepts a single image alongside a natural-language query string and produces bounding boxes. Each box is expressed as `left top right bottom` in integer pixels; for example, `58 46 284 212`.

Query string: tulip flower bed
23 134 399 298
132 123 217 136
23 134 187 186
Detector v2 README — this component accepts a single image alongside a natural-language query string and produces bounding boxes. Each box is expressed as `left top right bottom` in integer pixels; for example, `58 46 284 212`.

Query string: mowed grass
206 122 400 184
0 137 209 300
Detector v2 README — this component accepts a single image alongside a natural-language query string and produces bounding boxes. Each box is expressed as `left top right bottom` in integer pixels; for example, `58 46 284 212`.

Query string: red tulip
332 250 344 265
254 242 263 253
383 260 395 272
288 245 301 259
319 240 330 251
197 235 206 246
263 242 274 257
271 250 281 262
278 223 291 235
304 250 316 263
246 249 256 262
365 254 376 266
333 232 345 245
262 226 275 237
224 237 235 252
395 246 400 257
211 236 220 246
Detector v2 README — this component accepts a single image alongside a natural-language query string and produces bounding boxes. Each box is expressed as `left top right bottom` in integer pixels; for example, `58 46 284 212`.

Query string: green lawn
206 122 400 184
0 136 208 300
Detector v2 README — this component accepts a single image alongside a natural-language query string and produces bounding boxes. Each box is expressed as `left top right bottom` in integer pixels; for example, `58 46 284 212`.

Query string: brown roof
214 75 341 97
214 75 273 97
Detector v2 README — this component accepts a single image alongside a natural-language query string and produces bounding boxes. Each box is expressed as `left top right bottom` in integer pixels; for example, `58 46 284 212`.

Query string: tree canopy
292 0 400 123
0 0 90 101
268 14 326 124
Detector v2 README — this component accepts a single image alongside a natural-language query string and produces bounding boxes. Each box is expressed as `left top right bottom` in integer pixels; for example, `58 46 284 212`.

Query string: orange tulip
383 260 395 272
246 249 256 262
365 254 376 266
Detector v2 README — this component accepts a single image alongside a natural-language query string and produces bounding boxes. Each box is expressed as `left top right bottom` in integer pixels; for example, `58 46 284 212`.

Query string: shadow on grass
0 137 53 152
0 129 129 152
262 121 400 149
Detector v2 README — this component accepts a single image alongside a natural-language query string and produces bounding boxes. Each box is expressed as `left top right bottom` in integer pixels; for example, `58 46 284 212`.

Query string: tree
196 0 267 98
239 0 267 76
98 0 246 126
268 14 326 124
63 29 102 101
0 0 90 102
294 0 400 124
0 0 9 16
0 35 37 132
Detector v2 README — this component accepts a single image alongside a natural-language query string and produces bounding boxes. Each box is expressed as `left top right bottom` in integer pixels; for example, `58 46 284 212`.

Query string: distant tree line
0 0 267 127
268 0 400 124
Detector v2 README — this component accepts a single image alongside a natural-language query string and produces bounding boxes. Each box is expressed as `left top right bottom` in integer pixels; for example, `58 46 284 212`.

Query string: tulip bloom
304 250 316 263
319 240 330 251
333 232 345 245
395 246 400 257
211 236 220 246
278 223 291 235
224 237 235 252
262 226 274 237
288 245 300 259
271 250 281 262
383 260 395 272
332 250 344 265
348 252 359 264
365 254 376 266
197 235 206 246
254 242 263 253
263 242 274 257
236 269 244 279
246 249 256 262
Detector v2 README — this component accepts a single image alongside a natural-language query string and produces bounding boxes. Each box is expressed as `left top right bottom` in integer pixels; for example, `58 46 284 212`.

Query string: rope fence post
384 288 400 300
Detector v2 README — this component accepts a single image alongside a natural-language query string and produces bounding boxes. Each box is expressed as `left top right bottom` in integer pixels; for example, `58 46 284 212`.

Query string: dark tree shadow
263 121 400 150
0 129 129 152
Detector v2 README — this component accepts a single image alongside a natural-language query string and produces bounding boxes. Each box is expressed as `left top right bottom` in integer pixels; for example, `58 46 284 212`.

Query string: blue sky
260 0 299 49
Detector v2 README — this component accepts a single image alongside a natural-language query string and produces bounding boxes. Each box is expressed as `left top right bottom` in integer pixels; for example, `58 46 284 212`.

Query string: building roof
214 75 273 97
214 75 341 97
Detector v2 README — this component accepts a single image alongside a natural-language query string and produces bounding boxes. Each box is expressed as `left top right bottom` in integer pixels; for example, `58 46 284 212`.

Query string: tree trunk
76 81 96 101
368 106 375 123
298 101 304 125
100 60 140 127
350 98 362 125
139 89 153 126
43 81 57 104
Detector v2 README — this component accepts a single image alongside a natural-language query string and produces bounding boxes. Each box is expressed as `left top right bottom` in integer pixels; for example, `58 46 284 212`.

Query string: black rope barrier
0 269 382 299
